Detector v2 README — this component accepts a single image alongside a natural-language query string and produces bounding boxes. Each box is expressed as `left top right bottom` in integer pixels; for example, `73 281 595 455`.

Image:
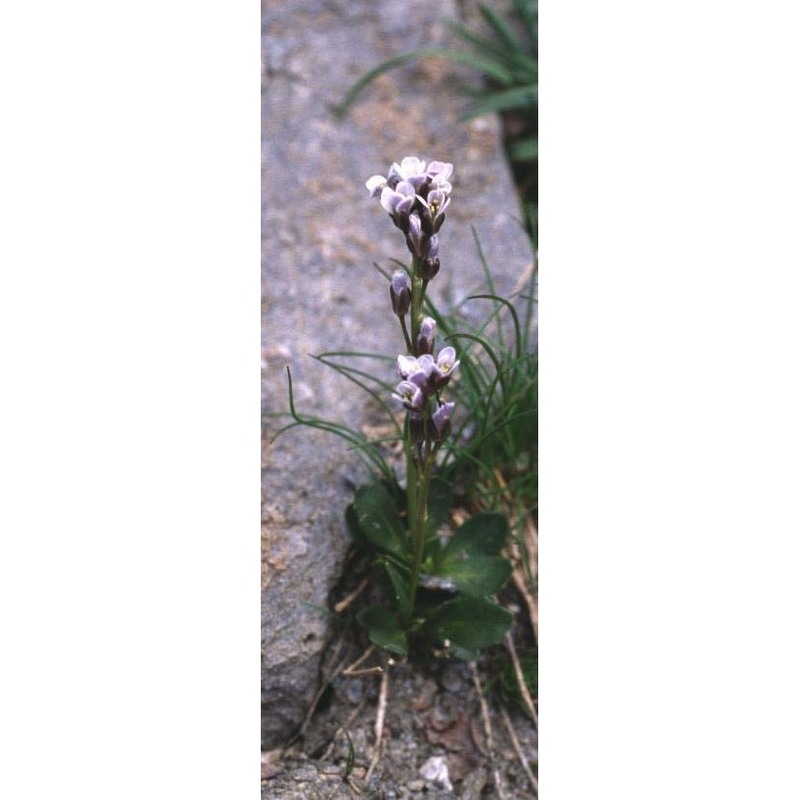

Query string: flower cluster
367 156 459 459
392 326 459 443
366 156 453 281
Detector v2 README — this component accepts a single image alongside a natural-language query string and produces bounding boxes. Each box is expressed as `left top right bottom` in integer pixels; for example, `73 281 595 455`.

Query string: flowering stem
407 440 434 622
405 255 431 622
410 255 425 345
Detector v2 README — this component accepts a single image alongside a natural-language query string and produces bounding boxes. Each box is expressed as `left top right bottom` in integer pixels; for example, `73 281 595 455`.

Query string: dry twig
342 644 381 677
500 704 538 796
470 661 507 800
505 631 538 727
334 578 370 613
364 660 390 783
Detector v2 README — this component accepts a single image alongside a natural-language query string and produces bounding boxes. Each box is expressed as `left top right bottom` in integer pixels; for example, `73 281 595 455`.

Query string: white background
1 1 799 797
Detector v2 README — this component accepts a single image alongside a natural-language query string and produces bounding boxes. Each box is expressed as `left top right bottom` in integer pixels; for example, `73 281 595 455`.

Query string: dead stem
492 467 538 643
342 644 379 676
470 661 507 800
334 578 370 613
319 698 368 762
500 704 538 796
364 659 390 783
505 631 538 727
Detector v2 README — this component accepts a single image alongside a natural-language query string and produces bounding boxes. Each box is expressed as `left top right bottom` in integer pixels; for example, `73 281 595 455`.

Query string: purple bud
416 316 436 355
390 270 412 316
405 213 425 257
432 401 455 441
422 256 440 281
408 411 425 443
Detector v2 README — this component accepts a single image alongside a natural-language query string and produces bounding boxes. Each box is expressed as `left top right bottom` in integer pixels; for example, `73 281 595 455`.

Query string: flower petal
365 174 387 198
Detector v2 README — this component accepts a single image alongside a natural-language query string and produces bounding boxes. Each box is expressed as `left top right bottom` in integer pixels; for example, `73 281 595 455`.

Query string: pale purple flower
416 316 436 355
431 401 455 441
426 346 460 389
390 270 412 316
424 188 450 218
365 174 387 198
392 378 426 412
426 161 453 194
397 354 423 379
380 180 417 217
388 156 428 190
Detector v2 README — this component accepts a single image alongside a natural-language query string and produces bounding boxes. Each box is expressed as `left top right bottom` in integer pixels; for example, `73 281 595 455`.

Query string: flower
365 174 387 198
397 354 424 379
392 377 426 412
380 180 417 217
426 161 453 194
390 270 412 316
388 156 428 191
426 346 460 389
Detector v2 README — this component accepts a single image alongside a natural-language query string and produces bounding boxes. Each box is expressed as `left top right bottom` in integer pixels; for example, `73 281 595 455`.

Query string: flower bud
432 401 455 442
422 256 440 281
416 316 436 355
390 270 412 316
405 213 425 258
408 411 425 444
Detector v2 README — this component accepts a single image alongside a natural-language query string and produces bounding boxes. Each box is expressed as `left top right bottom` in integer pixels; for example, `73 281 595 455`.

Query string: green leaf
380 558 412 619
509 136 538 162
438 554 512 597
343 730 356 780
357 606 408 657
428 596 513 650
353 483 408 560
449 644 480 662
441 512 510 560
462 85 537 120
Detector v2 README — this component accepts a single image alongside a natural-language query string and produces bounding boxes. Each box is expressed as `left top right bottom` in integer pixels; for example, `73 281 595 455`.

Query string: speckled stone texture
262 0 533 749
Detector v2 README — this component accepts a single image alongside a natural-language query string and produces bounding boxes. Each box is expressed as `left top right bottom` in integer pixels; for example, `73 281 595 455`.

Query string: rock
418 755 453 791
262 0 533 749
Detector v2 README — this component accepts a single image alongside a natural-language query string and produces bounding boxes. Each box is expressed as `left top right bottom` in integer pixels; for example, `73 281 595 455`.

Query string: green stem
407 446 432 621
404 256 434 622
410 256 425 347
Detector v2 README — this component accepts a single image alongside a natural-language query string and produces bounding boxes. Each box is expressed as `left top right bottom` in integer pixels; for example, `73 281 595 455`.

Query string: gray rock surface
262 0 533 749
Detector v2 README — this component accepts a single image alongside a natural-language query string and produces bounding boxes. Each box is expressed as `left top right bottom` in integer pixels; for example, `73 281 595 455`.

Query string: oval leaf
440 512 509 562
429 596 513 650
353 482 408 559
356 605 408 657
438 554 512 597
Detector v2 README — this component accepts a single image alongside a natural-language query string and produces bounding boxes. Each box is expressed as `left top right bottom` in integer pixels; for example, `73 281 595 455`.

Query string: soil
261 569 538 799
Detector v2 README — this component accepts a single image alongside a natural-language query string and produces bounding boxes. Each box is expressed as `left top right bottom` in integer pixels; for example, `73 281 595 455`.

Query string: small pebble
407 779 426 792
419 755 453 791
345 677 364 704
440 663 466 693
291 764 318 782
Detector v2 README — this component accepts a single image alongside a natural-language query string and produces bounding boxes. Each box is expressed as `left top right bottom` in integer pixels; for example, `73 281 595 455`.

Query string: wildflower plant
276 156 516 659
